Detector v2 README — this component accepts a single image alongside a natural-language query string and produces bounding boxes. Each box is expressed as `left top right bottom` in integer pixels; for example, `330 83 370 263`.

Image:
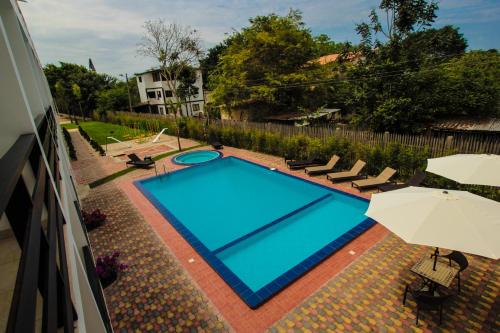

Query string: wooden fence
104 112 500 157
207 119 500 157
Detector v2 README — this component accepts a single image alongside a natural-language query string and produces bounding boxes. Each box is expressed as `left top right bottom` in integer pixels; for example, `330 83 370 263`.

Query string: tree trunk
173 111 182 151
79 102 85 121
163 90 182 151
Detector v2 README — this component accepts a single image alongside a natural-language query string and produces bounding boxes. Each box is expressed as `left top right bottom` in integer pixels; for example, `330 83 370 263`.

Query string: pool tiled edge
134 156 375 308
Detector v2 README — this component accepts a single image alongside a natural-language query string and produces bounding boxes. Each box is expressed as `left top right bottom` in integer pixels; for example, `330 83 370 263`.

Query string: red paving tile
117 147 389 333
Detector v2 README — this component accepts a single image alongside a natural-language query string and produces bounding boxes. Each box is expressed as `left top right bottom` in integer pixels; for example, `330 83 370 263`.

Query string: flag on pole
88 58 96 71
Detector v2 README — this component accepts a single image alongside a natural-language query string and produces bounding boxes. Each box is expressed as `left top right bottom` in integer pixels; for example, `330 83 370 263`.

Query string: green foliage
356 0 438 51
322 0 498 132
432 51 500 117
211 10 330 118
88 144 204 188
62 127 77 160
45 62 140 119
176 67 199 108
77 121 151 145
78 125 105 155
44 62 115 118
340 3 498 132
96 83 128 115
400 25 467 63
200 43 228 89
313 34 352 56
100 111 500 201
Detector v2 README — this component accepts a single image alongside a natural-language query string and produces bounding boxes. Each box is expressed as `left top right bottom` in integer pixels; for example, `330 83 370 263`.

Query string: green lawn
61 122 78 130
65 121 151 145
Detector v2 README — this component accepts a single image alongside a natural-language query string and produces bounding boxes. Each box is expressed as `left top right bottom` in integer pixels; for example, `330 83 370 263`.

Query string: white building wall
136 69 205 116
0 1 108 332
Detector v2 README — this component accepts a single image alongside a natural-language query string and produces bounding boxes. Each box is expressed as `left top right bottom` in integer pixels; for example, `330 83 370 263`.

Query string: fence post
444 136 454 154
383 131 389 148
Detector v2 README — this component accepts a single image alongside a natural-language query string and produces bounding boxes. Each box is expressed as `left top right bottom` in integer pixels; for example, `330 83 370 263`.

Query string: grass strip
88 144 206 188
61 123 79 130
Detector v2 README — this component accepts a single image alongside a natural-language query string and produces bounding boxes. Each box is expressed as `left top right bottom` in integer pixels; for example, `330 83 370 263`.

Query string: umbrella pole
433 247 439 271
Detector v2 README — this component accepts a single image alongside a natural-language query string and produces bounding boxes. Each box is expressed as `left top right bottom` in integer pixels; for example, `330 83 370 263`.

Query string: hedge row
100 111 499 201
79 125 105 155
62 127 77 160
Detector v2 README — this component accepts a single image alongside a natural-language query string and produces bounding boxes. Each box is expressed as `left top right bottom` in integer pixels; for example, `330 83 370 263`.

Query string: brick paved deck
83 182 230 332
70 132 499 333
69 129 198 185
269 233 499 333
69 130 126 185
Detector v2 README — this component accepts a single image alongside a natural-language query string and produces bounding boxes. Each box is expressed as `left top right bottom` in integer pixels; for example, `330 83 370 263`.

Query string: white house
135 68 205 116
1 1 110 331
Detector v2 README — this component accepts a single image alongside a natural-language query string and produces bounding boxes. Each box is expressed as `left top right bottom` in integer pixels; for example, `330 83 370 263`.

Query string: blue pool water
172 150 222 165
136 157 372 308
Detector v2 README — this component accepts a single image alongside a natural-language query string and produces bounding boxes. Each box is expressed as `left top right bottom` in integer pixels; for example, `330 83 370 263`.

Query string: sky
19 0 500 77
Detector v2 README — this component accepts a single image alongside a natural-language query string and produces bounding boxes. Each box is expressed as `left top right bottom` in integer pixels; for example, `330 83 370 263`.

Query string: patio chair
212 141 223 150
378 170 426 192
305 155 340 175
403 283 453 325
287 158 326 170
441 251 469 292
126 154 155 168
283 154 294 163
326 160 367 182
351 167 397 191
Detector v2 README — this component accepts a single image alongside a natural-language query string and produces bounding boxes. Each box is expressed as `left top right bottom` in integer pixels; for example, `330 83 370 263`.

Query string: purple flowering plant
95 251 128 281
82 209 106 229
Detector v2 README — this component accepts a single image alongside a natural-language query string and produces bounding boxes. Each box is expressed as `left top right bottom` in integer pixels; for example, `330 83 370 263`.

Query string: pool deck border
134 156 375 308
171 149 223 165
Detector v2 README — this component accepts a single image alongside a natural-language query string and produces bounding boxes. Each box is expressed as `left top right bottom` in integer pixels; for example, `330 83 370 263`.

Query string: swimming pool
172 150 222 165
136 157 373 308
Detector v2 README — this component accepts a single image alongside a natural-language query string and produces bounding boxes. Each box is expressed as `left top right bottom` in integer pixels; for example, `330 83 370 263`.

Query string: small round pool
172 150 222 165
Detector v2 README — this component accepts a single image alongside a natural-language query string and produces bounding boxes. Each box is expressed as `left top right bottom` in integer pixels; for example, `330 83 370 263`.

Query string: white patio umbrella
365 187 500 266
426 154 500 187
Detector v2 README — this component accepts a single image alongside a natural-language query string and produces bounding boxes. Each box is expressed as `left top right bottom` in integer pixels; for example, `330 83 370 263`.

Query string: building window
192 104 200 111
157 91 162 99
164 90 173 97
138 76 142 83
152 71 161 82
147 91 156 99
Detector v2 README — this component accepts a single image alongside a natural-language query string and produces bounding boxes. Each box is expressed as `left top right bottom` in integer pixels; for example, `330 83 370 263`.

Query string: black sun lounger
212 141 224 149
286 158 325 170
126 154 155 168
378 170 426 192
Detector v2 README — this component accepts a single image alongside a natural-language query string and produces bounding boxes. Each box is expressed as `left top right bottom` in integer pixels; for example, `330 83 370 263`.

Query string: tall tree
313 34 350 56
199 43 228 89
330 0 487 132
356 0 438 60
176 67 199 116
96 80 140 118
71 83 84 120
137 19 203 150
211 10 329 119
44 62 114 118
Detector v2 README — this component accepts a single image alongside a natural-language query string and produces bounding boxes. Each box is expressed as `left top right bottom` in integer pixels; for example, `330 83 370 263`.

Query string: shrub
79 126 105 155
95 251 128 287
97 111 500 201
82 209 106 230
62 127 77 160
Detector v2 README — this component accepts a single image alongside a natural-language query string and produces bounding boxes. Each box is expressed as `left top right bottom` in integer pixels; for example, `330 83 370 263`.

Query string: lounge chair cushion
352 167 397 188
305 155 340 174
326 160 366 180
